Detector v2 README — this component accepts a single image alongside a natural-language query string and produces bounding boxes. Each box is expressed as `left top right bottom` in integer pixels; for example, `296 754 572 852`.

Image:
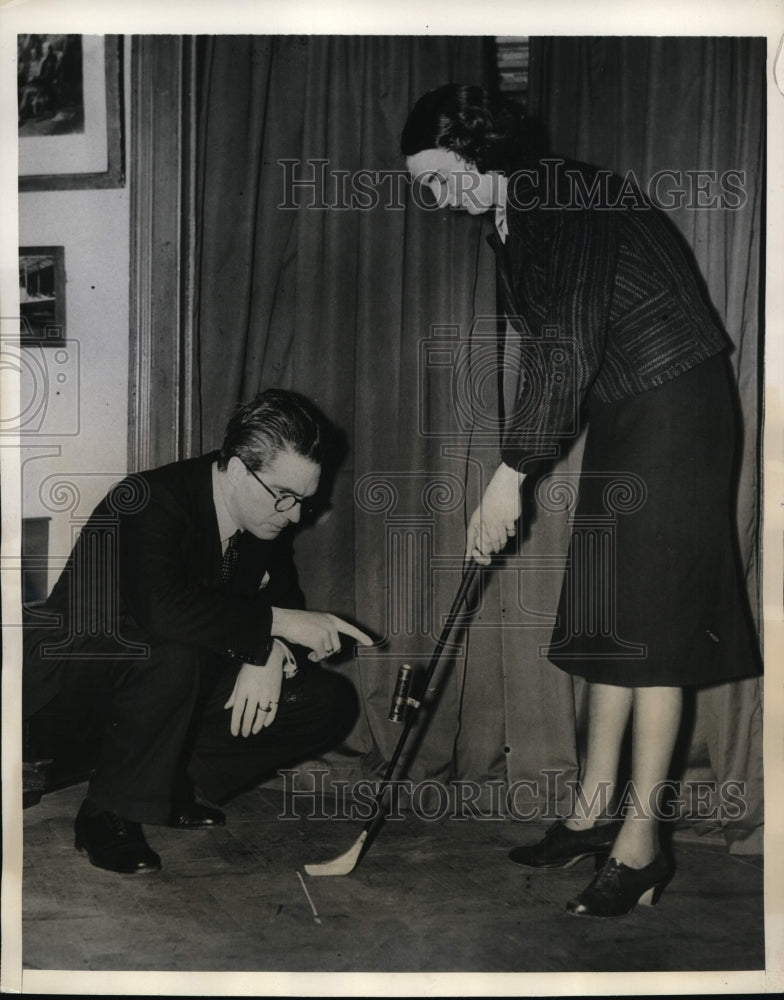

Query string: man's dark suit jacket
24 452 304 717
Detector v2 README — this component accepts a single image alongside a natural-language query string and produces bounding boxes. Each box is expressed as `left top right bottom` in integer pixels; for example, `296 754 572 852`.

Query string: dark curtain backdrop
189 35 763 851
192 35 499 792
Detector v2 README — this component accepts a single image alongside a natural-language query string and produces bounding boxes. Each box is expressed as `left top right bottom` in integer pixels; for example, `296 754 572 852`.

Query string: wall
19 43 131 593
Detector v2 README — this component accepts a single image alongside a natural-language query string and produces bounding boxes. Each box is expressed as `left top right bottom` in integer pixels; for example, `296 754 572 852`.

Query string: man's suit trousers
25 630 359 824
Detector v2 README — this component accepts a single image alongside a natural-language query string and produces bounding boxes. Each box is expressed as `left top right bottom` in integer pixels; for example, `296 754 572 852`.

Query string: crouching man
23 388 369 874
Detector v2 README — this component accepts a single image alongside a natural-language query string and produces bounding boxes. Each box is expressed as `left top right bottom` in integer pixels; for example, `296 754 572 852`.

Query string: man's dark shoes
508 819 621 869
168 802 226 829
74 800 161 875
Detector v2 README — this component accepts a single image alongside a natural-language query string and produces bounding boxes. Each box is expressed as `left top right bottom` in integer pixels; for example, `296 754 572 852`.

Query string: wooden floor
20 781 764 981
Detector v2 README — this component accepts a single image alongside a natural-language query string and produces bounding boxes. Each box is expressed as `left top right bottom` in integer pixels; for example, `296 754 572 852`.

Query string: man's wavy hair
218 388 324 473
400 83 537 175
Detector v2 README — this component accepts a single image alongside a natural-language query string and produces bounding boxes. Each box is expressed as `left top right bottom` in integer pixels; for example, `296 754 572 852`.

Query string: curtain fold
526 36 764 851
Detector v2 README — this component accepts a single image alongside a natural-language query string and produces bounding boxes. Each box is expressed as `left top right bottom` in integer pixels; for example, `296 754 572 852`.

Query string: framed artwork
19 246 66 346
18 34 124 191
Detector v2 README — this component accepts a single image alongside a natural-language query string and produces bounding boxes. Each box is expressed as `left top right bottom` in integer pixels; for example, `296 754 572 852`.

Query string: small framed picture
19 246 66 346
18 34 124 191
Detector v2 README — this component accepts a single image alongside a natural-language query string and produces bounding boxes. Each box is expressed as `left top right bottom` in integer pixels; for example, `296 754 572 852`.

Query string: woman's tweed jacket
491 158 729 471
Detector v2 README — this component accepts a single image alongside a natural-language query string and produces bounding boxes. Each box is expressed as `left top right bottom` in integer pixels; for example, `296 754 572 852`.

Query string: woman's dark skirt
547 352 761 687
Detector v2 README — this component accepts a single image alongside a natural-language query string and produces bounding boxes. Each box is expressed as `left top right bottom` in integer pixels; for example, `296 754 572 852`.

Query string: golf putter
304 559 479 877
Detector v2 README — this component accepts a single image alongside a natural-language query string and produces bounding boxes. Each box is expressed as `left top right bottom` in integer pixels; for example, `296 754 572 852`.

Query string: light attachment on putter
387 663 421 723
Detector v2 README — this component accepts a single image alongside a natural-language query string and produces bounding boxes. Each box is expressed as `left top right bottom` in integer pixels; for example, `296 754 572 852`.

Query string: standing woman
401 84 761 918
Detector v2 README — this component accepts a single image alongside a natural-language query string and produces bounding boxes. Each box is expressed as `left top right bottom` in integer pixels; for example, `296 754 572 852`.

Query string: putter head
304 830 368 877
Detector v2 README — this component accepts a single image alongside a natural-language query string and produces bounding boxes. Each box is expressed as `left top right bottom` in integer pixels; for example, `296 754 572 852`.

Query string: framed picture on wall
18 34 124 191
19 246 66 346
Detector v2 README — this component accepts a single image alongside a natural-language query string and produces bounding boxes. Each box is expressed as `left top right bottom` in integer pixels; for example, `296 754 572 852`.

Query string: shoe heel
638 881 665 907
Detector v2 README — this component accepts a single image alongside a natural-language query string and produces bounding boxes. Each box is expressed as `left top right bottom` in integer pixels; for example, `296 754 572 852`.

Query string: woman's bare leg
610 685 682 868
564 681 632 830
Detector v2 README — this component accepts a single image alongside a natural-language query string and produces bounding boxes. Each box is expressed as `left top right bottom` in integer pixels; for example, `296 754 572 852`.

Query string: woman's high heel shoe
508 819 622 869
565 853 671 917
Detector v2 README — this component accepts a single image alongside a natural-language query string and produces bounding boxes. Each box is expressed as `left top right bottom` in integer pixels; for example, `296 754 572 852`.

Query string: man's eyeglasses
244 463 311 514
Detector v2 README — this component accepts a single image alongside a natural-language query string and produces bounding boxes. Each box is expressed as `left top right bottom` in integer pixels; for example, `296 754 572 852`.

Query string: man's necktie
221 529 241 583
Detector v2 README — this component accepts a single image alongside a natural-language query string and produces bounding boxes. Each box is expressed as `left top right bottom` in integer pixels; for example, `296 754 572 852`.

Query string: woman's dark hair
218 387 324 472
401 83 534 175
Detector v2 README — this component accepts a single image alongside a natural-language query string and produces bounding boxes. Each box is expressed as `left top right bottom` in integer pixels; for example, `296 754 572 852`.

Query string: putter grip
388 663 413 723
